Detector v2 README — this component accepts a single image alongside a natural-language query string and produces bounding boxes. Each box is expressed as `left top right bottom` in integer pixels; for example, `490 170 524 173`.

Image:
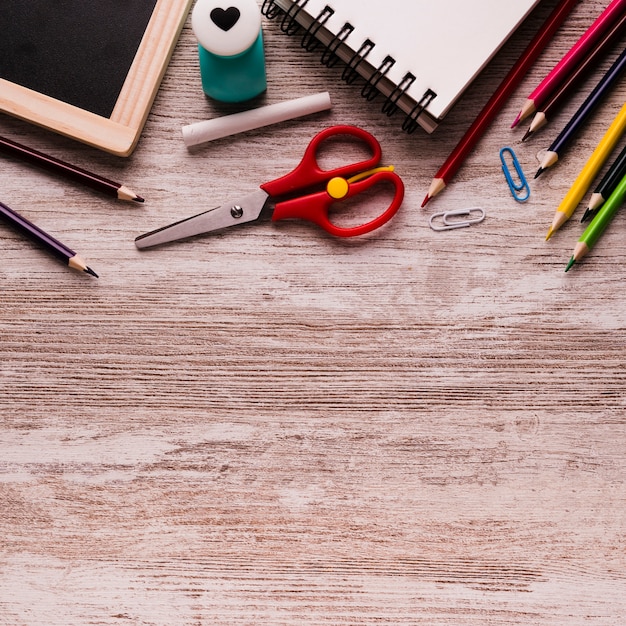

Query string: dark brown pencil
0 135 144 203
0 201 98 277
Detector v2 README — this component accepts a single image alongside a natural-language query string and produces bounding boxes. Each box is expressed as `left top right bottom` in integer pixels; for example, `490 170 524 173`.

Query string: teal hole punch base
198 32 267 103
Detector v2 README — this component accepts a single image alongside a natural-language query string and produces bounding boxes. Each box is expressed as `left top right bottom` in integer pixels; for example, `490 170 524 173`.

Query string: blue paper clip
500 147 530 202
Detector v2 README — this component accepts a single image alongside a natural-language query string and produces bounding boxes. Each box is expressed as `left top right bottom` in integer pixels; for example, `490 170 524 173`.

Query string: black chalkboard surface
0 0 193 156
1 1 158 119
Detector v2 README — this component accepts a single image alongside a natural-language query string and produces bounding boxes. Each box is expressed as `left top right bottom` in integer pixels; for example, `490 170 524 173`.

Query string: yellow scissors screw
327 177 350 199
326 166 395 200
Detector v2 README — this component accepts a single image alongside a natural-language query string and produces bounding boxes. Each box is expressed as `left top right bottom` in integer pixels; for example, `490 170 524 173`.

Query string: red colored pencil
422 0 577 207
512 0 626 127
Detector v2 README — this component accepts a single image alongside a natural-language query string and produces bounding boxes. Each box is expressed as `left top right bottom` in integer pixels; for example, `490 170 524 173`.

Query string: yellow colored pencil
546 102 626 240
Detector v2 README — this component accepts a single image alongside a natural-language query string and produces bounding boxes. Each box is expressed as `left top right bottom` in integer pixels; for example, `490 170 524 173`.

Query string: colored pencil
512 0 626 127
582 142 626 221
536 46 626 177
421 0 578 207
522 10 626 141
0 201 98 277
0 135 144 203
545 101 626 240
565 169 626 271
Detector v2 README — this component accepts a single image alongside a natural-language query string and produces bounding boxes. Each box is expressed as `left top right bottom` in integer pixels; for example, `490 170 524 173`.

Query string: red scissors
135 125 404 249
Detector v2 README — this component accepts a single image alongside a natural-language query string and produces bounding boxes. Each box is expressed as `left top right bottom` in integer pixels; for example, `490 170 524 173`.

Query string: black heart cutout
210 7 241 31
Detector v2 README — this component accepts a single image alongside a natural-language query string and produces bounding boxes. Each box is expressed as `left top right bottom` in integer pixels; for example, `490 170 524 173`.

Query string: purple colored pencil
0 201 98 277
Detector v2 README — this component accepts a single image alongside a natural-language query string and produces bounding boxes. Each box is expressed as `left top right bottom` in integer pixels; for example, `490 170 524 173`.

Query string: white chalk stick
182 92 332 147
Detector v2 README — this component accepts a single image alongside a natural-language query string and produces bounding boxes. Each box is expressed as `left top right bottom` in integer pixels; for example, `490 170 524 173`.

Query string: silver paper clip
429 207 486 231
500 146 530 202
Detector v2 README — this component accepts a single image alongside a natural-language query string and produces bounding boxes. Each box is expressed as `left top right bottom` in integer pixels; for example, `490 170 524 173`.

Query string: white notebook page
275 0 541 124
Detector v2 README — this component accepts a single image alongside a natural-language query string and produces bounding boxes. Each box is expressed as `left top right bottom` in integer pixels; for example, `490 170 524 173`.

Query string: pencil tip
521 128 532 142
511 113 521 129
421 194 430 208
85 267 99 278
565 257 575 272
545 227 553 241
134 196 145 203
534 167 544 179
581 209 590 223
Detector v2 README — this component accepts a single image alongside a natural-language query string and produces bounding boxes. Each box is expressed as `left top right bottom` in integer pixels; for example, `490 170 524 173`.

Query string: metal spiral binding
280 0 308 35
361 56 395 102
342 38 374 85
382 72 415 117
320 22 353 68
262 0 437 132
302 6 333 51
402 89 437 134
261 0 281 19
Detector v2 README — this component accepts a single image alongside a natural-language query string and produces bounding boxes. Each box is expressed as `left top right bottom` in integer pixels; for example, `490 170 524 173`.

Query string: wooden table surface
2 1 626 624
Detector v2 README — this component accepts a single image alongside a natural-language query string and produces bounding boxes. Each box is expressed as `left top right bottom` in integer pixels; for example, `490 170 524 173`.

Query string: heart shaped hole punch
210 7 241 31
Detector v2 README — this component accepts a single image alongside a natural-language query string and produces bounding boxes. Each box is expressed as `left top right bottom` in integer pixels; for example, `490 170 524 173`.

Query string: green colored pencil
566 170 626 271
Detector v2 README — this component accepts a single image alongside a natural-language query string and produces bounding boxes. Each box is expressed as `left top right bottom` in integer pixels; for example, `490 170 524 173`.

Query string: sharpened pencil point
521 128 533 142
581 208 591 222
565 257 575 272
513 100 536 128
84 267 99 278
424 178 446 205
534 167 544 179
545 227 554 241
117 185 145 203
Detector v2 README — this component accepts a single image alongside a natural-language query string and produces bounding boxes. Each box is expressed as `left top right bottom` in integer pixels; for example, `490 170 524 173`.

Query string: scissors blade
135 189 270 249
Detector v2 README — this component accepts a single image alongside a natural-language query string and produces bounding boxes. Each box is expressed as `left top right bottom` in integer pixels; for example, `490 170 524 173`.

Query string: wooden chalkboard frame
0 0 193 157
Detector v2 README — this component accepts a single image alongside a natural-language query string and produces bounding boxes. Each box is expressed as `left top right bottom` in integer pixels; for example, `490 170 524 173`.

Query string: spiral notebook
262 0 543 133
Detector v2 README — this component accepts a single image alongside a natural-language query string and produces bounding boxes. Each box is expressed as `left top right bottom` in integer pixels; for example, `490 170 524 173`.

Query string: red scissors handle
261 125 382 198
271 169 404 237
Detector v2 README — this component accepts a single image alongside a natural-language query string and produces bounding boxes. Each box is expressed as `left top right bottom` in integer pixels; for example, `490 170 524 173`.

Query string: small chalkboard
0 0 193 156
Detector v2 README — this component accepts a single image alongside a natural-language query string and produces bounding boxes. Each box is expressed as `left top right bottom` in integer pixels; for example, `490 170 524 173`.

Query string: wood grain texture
1 1 626 624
